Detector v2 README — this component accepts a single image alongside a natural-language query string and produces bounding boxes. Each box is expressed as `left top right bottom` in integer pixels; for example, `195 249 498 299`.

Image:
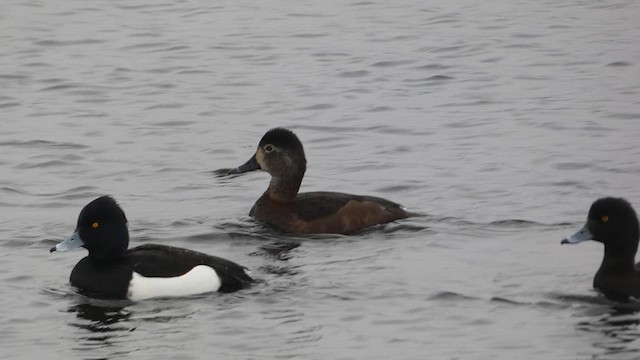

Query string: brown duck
228 128 409 234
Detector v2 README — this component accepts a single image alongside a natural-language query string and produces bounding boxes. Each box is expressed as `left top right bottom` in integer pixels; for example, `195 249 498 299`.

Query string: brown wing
291 192 408 234
293 192 406 220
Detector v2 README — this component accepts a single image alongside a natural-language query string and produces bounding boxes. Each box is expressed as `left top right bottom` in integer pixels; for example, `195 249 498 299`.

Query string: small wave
488 219 542 227
374 183 426 193
413 214 572 232
377 222 432 234
257 241 301 258
606 61 632 67
259 264 301 276
211 220 320 242
0 102 20 109
0 139 88 149
51 188 102 201
349 1 376 6
429 291 479 302
371 60 416 68
143 103 186 110
41 286 80 300
296 103 336 111
364 106 394 112
34 39 105 47
553 292 640 309
4 274 33 283
413 63 450 71
489 297 570 310
311 52 349 58
14 160 70 169
490 296 528 305
0 186 25 195
336 70 370 78
289 33 328 38
0 74 28 80
0 185 99 199
403 75 454 83
1 238 35 248
147 45 191 53
553 162 592 170
119 42 168 51
286 12 332 18
607 113 640 120
39 83 81 91
487 219 574 230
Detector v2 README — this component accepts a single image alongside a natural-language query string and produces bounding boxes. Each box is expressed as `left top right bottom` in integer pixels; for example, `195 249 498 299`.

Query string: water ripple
33 39 105 47
337 70 370 78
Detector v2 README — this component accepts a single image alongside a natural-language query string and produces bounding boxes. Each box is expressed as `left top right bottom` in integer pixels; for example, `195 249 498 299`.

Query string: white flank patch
127 265 221 301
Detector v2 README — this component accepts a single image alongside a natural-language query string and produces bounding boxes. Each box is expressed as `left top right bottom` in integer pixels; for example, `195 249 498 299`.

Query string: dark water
2 0 640 359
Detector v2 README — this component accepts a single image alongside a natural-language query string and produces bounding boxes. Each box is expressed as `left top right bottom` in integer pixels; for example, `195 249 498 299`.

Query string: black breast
70 257 134 299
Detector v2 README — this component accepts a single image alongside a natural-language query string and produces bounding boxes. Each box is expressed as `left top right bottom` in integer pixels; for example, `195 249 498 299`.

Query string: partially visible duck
562 197 640 299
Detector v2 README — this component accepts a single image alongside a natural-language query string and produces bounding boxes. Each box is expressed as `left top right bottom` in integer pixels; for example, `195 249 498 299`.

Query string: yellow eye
92 222 100 229
601 216 609 223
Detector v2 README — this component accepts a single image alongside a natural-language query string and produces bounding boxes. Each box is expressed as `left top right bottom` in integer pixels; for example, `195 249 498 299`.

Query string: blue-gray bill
561 223 593 244
50 230 84 253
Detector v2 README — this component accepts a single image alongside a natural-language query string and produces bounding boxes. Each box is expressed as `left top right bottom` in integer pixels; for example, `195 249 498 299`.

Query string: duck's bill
561 223 593 244
50 230 85 253
226 155 260 175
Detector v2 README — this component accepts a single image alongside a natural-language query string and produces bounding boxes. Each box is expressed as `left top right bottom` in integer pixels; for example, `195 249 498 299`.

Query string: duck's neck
600 244 638 273
89 252 126 264
266 173 303 202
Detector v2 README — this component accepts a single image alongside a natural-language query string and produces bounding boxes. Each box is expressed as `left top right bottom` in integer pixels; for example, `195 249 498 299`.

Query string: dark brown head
228 128 307 179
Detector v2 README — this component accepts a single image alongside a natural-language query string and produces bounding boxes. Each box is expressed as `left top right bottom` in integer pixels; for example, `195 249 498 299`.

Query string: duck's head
563 197 639 252
50 196 129 261
229 128 307 178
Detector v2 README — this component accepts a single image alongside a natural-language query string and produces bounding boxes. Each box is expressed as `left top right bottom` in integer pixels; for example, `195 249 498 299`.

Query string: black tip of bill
215 155 261 178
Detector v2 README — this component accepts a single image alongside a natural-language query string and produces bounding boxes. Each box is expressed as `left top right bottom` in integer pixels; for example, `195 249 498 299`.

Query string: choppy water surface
2 0 640 359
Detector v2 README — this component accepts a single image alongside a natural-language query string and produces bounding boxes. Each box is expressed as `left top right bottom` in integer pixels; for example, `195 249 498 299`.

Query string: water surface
2 0 640 359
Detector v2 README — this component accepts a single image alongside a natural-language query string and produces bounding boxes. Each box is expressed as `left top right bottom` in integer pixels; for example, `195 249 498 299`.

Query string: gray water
2 0 640 359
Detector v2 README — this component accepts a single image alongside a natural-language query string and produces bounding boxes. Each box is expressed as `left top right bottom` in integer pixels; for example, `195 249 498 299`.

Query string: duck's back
128 244 253 293
250 191 408 234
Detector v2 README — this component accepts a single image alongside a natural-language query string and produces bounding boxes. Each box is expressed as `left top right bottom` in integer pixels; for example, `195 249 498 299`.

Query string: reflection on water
67 302 134 352
554 293 640 360
69 303 133 329
578 305 640 360
256 241 301 261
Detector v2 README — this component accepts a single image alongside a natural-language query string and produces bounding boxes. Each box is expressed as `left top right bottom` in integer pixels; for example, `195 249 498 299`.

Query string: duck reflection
253 241 302 277
256 241 301 261
68 301 134 337
576 301 640 359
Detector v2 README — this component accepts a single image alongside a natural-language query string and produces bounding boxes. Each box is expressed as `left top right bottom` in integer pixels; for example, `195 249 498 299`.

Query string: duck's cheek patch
127 265 221 301
255 151 268 171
